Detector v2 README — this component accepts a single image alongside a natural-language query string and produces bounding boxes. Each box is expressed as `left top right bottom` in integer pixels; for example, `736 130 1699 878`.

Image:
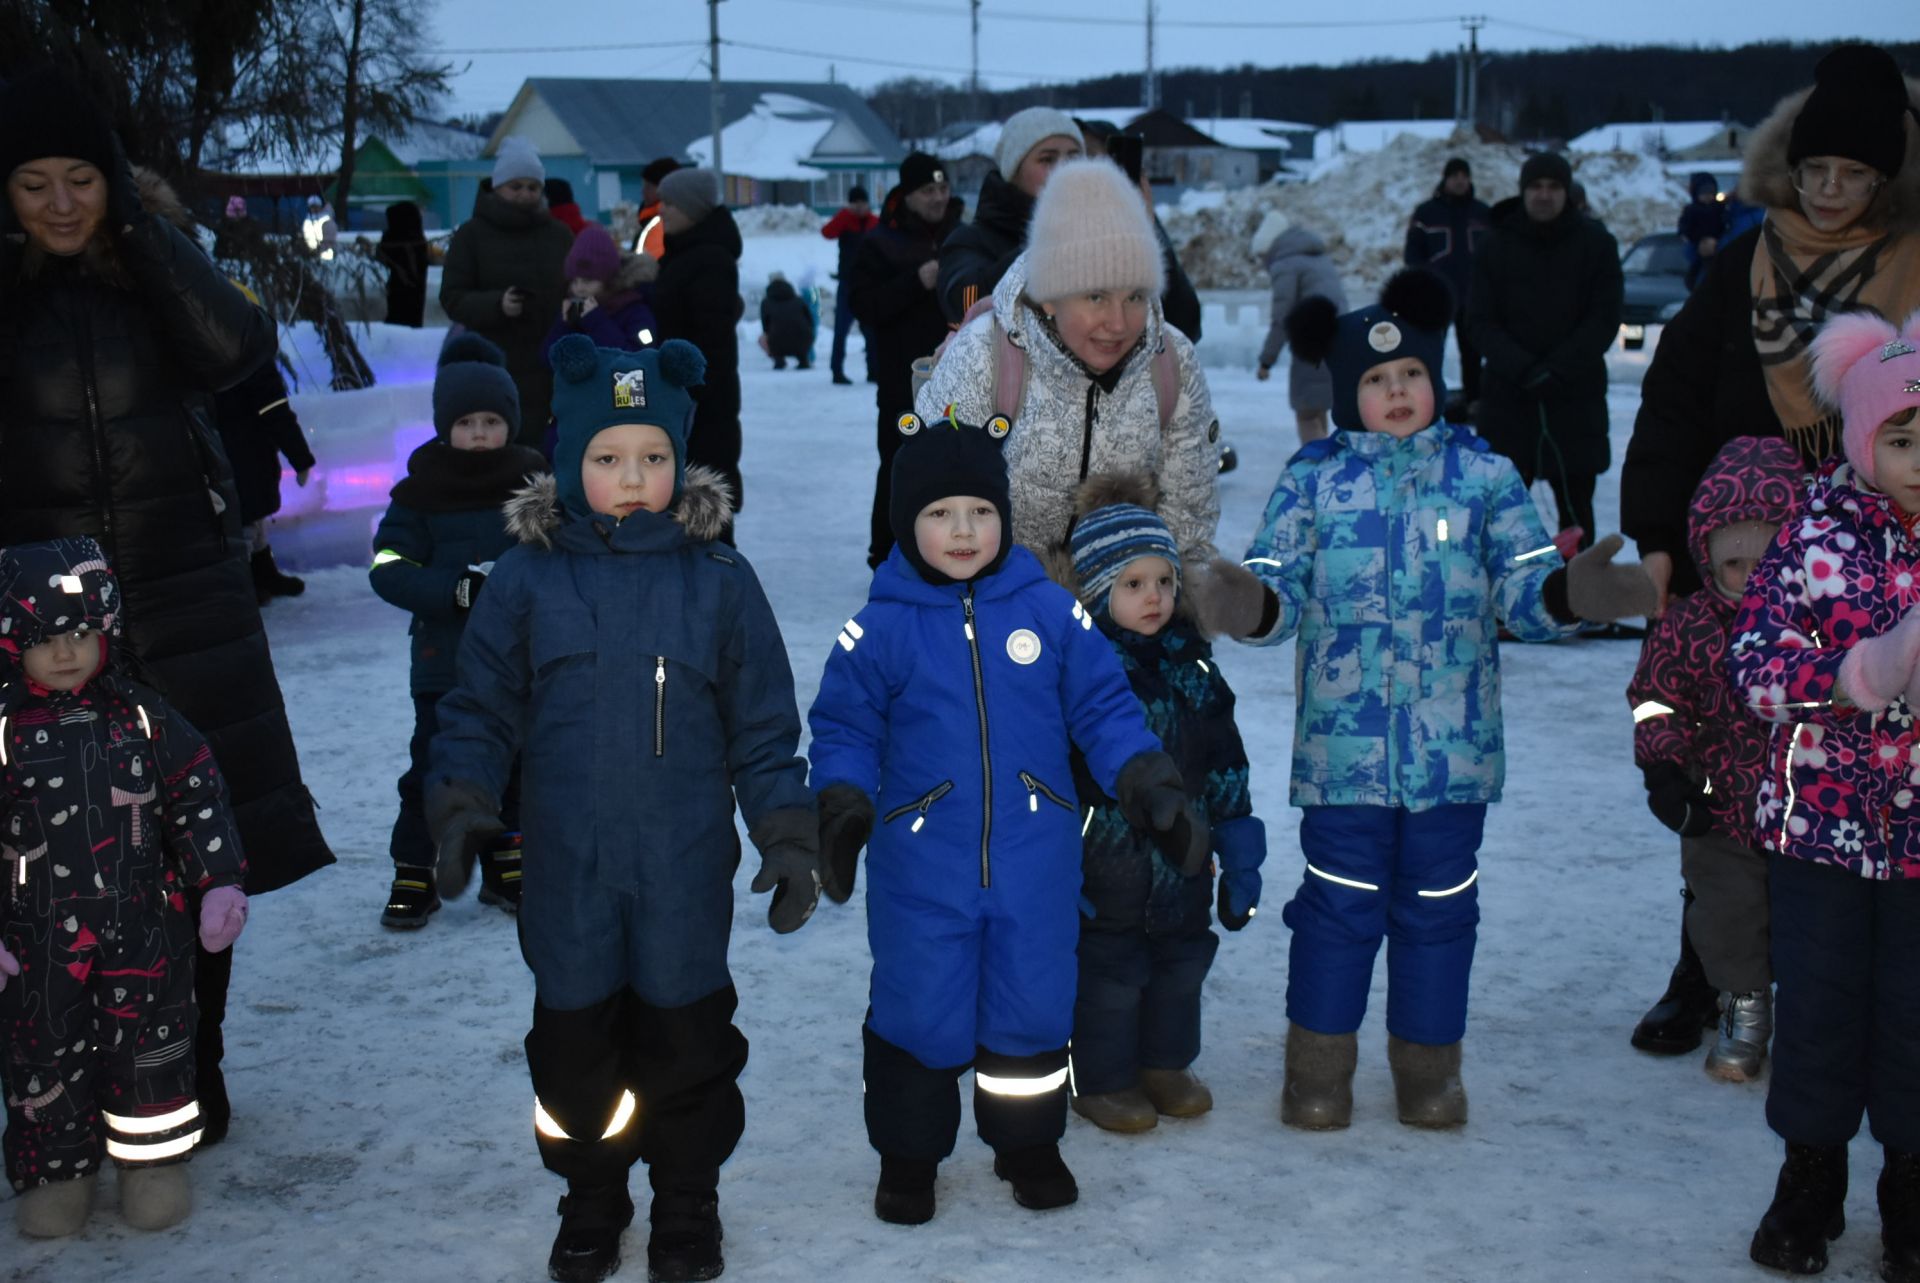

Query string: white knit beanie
1023 159 1166 303
1250 209 1292 257
491 136 545 188
994 107 1083 179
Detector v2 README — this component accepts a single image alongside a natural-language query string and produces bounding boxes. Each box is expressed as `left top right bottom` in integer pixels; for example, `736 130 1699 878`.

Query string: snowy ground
6 350 1881 1283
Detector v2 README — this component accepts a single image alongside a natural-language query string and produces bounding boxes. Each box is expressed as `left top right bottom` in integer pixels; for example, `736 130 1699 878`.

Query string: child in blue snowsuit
1204 269 1655 1130
1058 476 1267 1133
809 412 1204 1225
369 333 548 926
426 335 820 1283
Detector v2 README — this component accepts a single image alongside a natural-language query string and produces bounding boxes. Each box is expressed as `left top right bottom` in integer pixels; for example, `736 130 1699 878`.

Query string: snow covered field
5 354 1866 1283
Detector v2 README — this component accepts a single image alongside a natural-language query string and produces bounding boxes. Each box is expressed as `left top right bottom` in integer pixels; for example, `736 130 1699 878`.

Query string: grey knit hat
659 168 720 223
994 107 1083 179
1023 159 1165 303
491 136 545 188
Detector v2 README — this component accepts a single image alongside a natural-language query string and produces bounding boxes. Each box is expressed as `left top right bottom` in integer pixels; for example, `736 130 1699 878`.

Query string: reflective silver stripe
0 714 8 766
1242 557 1285 570
1417 870 1480 899
106 1130 201 1162
836 630 856 652
534 1090 636 1142
104 1102 199 1135
844 618 864 640
1306 862 1380 892
372 548 413 568
1514 544 1559 562
1631 700 1675 724
136 704 152 739
258 398 290 415
976 1068 1068 1097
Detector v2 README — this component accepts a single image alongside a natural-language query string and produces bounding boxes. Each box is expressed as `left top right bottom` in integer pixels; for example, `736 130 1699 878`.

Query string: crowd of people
0 38 1918 1283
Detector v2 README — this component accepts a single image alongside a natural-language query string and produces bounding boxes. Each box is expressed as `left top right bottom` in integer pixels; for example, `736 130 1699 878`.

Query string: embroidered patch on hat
1368 321 1402 353
612 369 646 409
1006 629 1041 665
897 413 922 436
1882 340 1917 362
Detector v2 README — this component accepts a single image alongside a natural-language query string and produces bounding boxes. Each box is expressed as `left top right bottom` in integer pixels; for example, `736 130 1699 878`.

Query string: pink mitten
1839 607 1920 714
0 945 17 994
198 885 249 953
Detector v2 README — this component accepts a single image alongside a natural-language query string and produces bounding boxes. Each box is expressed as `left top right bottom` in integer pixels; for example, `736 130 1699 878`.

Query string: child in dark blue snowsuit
1059 476 1267 1134
426 335 820 1283
809 412 1205 1225
370 333 548 926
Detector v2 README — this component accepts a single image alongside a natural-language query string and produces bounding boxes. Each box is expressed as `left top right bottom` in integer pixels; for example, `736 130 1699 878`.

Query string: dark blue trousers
830 287 863 379
1283 804 1485 1045
1070 925 1219 1096
1767 854 1920 1152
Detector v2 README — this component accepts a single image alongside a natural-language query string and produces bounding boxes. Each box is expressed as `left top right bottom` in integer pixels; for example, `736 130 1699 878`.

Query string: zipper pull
655 657 666 686
1020 770 1038 812
963 589 976 641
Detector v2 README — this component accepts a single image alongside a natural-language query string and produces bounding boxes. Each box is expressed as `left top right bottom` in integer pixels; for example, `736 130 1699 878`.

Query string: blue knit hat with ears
1285 268 1454 433
547 334 705 518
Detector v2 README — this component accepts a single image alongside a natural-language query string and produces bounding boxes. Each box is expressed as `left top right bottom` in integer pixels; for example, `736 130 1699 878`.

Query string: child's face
569 277 604 301
913 495 1001 581
450 412 510 452
1872 408 1920 514
1356 358 1434 437
582 423 675 520
22 628 101 691
1107 555 1176 635
1709 521 1778 599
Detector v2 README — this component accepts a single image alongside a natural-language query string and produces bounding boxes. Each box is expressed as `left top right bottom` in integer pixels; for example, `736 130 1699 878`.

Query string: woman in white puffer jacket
916 159 1223 565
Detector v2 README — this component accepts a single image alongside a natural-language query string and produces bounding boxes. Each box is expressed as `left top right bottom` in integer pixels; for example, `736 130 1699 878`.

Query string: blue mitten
1213 815 1266 932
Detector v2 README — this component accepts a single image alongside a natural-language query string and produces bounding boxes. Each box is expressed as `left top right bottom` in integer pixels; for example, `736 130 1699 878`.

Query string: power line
720 37 1055 81
435 39 707 55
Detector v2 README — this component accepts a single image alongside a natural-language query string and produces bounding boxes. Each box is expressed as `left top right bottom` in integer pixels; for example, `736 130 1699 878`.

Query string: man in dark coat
847 152 964 567
821 186 878 383
1467 151 1623 549
1405 156 1492 413
1677 171 1727 290
650 168 744 540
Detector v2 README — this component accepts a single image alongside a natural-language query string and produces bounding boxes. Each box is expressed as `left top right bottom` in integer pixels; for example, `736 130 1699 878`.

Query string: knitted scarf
1751 207 1920 459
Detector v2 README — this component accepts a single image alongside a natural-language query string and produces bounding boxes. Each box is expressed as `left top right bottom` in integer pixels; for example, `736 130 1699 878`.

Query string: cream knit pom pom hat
1023 159 1166 304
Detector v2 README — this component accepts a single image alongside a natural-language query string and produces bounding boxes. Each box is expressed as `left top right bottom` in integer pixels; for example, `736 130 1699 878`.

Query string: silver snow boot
1705 990 1773 1083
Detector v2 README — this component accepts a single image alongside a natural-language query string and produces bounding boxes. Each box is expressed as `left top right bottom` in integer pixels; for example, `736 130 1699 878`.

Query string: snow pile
734 203 826 237
689 93 836 182
1160 131 1690 296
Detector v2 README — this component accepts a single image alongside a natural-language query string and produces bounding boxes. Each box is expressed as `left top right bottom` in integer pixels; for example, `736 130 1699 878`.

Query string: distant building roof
382 122 488 165
687 93 839 181
1181 117 1309 153
1568 121 1737 155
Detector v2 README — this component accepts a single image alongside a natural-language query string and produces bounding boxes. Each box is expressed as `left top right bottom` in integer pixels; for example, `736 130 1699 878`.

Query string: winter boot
197 1067 231 1149
381 866 440 928
1750 1143 1848 1275
1070 1086 1158 1133
15 1173 96 1238
873 1156 937 1226
1704 990 1773 1083
549 1182 634 1283
478 833 523 912
1880 1148 1920 1283
647 1182 723 1282
1280 1024 1358 1130
1139 1067 1213 1119
250 547 305 600
1387 1035 1468 1128
993 1143 1079 1211
119 1163 192 1231
1632 888 1720 1054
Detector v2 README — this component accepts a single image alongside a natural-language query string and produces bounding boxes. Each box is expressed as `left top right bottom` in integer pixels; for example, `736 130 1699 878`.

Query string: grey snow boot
15 1173 96 1237
1387 1035 1468 1128
1280 1024 1357 1130
1139 1067 1213 1118
119 1163 192 1230
1704 990 1773 1083
1071 1086 1158 1133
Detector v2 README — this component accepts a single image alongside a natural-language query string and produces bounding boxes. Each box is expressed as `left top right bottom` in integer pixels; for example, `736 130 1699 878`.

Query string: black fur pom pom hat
1284 269 1455 432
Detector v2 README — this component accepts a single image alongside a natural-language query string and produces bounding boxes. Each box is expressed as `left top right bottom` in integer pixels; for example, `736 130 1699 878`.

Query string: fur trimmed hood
1740 76 1920 229
616 249 658 290
1046 471 1198 624
134 166 195 233
504 464 735 548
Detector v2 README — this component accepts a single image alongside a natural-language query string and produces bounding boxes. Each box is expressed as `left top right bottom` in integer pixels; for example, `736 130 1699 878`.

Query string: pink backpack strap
991 318 1027 423
1149 342 1180 431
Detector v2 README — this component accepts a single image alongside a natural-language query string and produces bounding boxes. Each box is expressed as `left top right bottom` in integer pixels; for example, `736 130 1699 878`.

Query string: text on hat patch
612 369 647 410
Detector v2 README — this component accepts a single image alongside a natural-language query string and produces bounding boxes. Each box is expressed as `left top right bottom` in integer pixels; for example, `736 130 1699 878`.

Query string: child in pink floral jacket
1726 308 1920 1280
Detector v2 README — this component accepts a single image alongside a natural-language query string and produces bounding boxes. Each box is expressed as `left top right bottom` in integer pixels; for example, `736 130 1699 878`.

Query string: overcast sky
432 0 1913 118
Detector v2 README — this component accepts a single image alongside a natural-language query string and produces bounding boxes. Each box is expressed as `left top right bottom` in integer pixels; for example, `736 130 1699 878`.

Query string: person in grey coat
1253 211 1346 445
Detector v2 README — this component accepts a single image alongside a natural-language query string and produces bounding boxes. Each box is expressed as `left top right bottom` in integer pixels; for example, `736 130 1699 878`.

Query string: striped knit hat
1069 474 1181 616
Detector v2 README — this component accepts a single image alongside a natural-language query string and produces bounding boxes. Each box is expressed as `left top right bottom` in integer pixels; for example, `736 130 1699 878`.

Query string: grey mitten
1187 557 1276 639
1565 533 1658 622
748 807 822 934
427 779 505 899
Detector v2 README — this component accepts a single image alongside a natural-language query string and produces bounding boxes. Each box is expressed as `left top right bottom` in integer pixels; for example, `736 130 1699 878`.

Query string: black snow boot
992 1143 1078 1211
647 1184 723 1282
874 1156 937 1225
478 833 523 912
549 1183 634 1283
1750 1143 1848 1275
1880 1148 1920 1283
381 866 440 928
1631 888 1720 1054
250 547 305 601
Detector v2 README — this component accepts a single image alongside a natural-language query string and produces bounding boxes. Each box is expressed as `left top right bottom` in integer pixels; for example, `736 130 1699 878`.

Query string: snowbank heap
1159 130 1688 297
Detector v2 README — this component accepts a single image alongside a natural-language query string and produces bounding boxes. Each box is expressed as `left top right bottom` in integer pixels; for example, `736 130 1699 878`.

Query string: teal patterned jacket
1241 421 1578 810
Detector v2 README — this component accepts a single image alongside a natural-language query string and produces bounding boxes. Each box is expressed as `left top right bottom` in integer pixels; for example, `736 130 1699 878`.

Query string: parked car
1618 231 1690 350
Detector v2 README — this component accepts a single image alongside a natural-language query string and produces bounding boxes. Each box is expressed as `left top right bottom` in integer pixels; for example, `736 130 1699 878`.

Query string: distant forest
866 40 1920 146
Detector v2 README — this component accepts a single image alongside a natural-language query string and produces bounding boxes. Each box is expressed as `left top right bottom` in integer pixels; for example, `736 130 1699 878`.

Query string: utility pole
1454 43 1466 127
1462 15 1485 130
709 0 725 189
969 0 982 121
1142 0 1156 112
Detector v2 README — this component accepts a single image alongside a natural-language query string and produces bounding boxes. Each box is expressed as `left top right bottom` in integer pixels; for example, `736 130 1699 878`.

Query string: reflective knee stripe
103 1102 203 1163
1631 700 1675 724
1305 863 1380 892
975 1068 1069 1097
1514 544 1559 562
1416 870 1480 899
534 1090 637 1142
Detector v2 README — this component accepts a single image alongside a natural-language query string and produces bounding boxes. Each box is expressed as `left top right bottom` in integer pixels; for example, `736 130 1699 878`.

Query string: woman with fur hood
1619 41 1920 1062
915 159 1223 569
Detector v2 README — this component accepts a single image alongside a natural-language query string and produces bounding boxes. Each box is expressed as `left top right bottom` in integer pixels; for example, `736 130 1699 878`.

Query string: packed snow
5 323 1877 1282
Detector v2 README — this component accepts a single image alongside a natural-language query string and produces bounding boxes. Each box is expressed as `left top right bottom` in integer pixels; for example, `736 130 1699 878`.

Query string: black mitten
817 783 875 904
454 566 489 611
1643 763 1713 838
427 779 505 898
749 807 822 934
1115 751 1212 877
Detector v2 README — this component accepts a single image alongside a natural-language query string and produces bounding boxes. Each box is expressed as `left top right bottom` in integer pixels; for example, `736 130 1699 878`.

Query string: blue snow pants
1282 804 1485 1046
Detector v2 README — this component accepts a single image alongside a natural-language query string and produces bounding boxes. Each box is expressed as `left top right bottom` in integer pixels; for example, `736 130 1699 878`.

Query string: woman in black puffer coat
0 67 335 1143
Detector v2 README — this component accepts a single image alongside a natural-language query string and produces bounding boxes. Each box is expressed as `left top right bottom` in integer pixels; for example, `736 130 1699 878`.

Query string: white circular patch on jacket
1368 321 1402 353
1006 629 1042 665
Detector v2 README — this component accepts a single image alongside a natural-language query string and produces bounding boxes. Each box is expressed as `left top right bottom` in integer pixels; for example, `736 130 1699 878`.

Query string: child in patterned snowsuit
370 332 547 926
808 414 1201 1225
1202 269 1655 1130
1056 475 1267 1133
1626 436 1803 1083
0 538 246 1238
1728 309 1920 1280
